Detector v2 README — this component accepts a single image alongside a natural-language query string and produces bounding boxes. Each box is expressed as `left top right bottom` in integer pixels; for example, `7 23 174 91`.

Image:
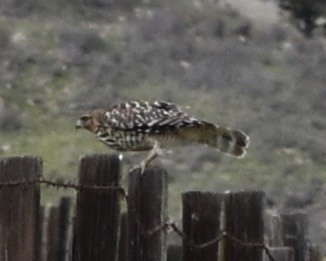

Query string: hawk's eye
80 115 90 121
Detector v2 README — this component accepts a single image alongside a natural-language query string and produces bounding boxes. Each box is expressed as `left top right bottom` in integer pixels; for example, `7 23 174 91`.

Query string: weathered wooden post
0 156 41 261
182 191 223 261
270 214 285 247
46 206 60 261
118 213 128 261
167 245 183 261
37 206 45 261
127 166 168 261
221 191 265 261
279 213 308 261
58 197 72 261
45 197 72 261
73 154 121 261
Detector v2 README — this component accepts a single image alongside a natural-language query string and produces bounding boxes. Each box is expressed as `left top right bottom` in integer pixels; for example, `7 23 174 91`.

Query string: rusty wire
0 175 275 261
140 222 275 261
38 176 127 198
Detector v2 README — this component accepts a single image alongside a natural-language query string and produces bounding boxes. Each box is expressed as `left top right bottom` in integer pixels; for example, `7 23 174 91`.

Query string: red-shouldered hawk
76 100 249 172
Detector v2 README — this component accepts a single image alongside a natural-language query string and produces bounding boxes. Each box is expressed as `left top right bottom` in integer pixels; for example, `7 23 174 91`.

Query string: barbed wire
39 176 127 198
0 175 275 261
142 221 275 261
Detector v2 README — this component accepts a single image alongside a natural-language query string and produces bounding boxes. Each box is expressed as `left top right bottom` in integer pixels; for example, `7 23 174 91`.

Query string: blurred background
0 0 325 254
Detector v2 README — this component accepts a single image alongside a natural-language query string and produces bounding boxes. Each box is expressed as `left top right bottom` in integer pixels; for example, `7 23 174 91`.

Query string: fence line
0 155 321 261
0 173 277 261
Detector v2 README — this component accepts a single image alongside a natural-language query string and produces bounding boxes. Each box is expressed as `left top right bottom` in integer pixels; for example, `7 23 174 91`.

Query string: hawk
75 100 249 173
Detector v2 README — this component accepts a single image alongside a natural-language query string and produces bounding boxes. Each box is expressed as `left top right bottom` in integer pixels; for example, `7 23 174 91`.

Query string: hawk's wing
101 100 200 133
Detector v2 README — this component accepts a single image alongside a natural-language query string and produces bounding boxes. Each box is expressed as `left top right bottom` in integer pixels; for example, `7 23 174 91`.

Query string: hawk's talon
129 161 147 175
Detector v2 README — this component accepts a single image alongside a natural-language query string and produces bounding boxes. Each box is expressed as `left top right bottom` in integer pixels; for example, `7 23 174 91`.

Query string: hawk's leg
130 141 162 175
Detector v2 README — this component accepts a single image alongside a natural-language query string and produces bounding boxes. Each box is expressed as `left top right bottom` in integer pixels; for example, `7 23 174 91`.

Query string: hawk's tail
179 122 250 158
213 126 249 157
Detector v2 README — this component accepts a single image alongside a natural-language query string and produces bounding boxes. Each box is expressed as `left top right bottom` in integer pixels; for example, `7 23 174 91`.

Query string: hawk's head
75 114 99 132
76 115 91 130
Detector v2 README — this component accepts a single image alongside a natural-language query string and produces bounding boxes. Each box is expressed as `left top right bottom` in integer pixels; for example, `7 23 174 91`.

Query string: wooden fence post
221 191 265 261
167 245 182 261
263 247 294 261
279 213 308 261
37 206 45 261
127 166 168 261
0 156 41 261
269 214 285 247
45 197 72 261
46 206 60 261
182 191 223 261
118 213 128 261
73 154 121 261
58 197 72 261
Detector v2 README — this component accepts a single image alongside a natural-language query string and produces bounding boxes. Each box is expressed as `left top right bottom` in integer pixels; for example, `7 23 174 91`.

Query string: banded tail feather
215 126 249 157
178 122 249 158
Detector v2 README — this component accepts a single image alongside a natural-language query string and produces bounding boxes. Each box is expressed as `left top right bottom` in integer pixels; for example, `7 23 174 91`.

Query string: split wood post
182 191 223 261
127 166 168 261
58 197 72 261
167 245 182 261
46 206 60 261
0 156 42 261
279 212 308 261
46 197 72 261
263 247 294 261
167 245 183 261
73 154 121 261
221 191 265 261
